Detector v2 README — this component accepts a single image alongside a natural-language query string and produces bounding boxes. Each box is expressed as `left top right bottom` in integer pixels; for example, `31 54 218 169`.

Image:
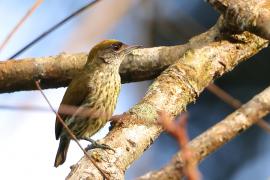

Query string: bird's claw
84 139 115 152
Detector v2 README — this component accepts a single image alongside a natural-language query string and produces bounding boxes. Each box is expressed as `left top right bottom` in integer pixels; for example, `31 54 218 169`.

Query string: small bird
54 40 140 167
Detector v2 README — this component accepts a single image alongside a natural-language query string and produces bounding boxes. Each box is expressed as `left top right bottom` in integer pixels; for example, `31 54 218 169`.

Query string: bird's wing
55 73 89 140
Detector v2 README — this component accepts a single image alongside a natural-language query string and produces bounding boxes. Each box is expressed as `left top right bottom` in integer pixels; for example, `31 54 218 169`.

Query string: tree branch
3 0 270 94
207 83 270 132
0 22 219 93
138 85 270 180
66 22 268 179
207 0 270 40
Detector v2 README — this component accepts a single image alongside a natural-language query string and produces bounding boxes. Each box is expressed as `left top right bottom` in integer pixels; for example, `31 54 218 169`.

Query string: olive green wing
55 74 89 140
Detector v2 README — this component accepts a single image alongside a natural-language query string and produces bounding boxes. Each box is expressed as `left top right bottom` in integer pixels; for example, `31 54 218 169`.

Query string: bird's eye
111 42 122 51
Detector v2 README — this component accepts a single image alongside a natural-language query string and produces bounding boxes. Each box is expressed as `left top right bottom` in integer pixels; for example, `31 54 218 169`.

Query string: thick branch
66 27 268 179
2 2 268 93
0 23 219 93
138 85 270 180
207 0 270 40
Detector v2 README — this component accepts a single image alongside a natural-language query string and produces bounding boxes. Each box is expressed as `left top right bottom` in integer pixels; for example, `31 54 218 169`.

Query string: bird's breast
88 70 121 120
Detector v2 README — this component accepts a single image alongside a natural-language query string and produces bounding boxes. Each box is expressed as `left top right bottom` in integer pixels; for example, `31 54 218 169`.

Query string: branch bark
207 83 270 132
0 23 219 93
66 23 268 179
2 1 269 94
207 0 270 40
138 85 270 180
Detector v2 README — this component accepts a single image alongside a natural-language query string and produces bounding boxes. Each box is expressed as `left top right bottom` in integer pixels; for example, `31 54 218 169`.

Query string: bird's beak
120 44 142 55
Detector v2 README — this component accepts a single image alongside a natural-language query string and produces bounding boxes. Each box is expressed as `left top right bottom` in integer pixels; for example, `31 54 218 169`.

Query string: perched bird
54 40 140 167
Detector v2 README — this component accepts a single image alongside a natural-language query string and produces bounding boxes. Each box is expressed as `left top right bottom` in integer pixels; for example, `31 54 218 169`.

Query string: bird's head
86 40 141 68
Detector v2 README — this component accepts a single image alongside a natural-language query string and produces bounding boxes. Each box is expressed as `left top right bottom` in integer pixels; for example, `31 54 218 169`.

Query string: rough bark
0 23 219 93
66 28 268 179
138 85 270 180
207 0 270 40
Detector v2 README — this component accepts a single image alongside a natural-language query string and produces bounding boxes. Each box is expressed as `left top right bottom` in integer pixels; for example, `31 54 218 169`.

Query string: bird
54 40 141 167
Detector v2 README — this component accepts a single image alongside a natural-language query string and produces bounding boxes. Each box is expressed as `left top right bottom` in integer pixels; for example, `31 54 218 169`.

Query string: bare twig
8 0 101 59
35 80 110 179
207 83 270 132
158 112 201 180
138 85 270 180
0 0 44 52
0 104 50 112
0 103 108 119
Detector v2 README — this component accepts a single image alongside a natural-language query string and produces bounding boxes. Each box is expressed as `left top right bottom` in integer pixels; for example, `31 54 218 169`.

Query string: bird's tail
54 137 70 167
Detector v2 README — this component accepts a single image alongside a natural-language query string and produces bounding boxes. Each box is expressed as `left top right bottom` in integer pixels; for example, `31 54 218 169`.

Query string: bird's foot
84 138 115 152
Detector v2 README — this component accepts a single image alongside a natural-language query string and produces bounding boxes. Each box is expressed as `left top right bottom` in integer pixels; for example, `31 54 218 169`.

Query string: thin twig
9 0 101 59
207 83 270 132
35 80 110 179
0 104 108 119
158 111 201 180
0 104 50 112
0 0 44 53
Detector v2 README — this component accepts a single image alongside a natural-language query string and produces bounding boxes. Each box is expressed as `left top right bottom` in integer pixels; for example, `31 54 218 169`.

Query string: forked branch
207 0 270 40
138 85 270 180
67 21 268 179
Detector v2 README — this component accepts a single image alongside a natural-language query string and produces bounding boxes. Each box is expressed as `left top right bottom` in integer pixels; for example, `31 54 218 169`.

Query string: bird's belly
84 117 106 137
69 77 120 139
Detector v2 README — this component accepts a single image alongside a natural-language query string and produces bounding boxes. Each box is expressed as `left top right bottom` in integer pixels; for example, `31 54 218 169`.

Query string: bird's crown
89 39 124 56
